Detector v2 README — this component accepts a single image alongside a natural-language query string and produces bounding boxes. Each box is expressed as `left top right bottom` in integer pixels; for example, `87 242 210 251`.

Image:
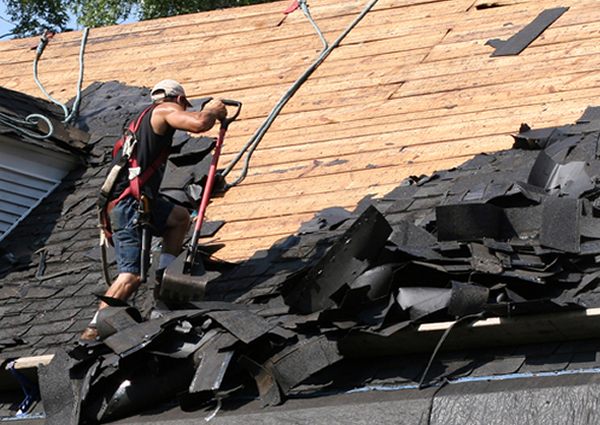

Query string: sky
0 1 17 39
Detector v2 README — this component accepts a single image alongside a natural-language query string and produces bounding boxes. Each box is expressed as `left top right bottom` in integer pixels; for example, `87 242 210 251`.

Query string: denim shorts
108 196 175 274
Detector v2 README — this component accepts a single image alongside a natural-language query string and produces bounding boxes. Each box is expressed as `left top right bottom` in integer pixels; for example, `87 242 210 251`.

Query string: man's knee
168 205 190 229
123 273 142 292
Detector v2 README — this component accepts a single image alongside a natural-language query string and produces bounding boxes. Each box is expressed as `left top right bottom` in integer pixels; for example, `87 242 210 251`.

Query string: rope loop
32 27 89 130
0 113 54 139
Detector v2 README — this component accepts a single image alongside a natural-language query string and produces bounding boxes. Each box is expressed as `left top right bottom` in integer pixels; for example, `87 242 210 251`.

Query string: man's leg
101 272 142 308
82 201 190 340
82 197 142 340
161 204 190 258
156 204 190 275
153 204 190 298
81 272 142 339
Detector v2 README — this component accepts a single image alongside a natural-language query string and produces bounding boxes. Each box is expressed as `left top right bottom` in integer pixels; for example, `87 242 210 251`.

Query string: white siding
0 164 60 241
0 136 80 244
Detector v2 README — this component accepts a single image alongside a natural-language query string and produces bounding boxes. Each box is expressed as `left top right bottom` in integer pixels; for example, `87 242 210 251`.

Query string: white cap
151 79 192 107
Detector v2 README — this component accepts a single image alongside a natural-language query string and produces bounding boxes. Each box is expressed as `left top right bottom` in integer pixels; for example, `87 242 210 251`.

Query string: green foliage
4 0 280 38
73 0 136 28
5 0 71 37
139 0 275 20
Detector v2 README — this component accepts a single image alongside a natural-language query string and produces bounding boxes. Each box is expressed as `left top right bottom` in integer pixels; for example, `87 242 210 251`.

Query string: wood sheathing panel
0 0 598 261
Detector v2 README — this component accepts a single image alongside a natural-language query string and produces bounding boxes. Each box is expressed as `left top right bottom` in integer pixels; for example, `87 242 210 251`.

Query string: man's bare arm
151 100 227 135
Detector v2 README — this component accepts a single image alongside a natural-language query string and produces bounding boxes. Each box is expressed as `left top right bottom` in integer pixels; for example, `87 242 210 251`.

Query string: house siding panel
0 164 61 242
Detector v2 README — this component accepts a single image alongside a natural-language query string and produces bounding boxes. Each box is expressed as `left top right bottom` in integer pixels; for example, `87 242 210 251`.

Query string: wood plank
0 0 402 54
208 154 482 220
200 85 597 170
0 0 477 97
0 0 461 62
210 74 556 122
11 48 593 121
426 4 600 61
340 307 600 356
220 112 518 170
4 0 592 109
214 79 597 150
218 90 592 154
6 354 54 370
394 65 600 99
0 0 588 69
218 134 511 186
9 37 431 101
386 33 600 83
443 9 600 47
195 45 600 117
0 1 467 82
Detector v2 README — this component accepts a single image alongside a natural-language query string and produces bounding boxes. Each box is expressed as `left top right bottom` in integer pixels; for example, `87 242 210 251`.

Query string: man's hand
204 100 228 121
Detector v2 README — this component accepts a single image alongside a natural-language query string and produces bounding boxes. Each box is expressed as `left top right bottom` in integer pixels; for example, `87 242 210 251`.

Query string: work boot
80 326 99 341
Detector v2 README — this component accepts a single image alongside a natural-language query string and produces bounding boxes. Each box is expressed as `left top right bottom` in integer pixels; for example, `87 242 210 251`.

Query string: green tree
4 0 278 38
4 0 70 38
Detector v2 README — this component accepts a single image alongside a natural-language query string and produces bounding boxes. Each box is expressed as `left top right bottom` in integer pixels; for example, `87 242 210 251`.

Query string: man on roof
81 79 227 341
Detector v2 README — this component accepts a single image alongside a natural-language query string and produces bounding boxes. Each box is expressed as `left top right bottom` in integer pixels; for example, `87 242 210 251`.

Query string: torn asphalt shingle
486 7 569 57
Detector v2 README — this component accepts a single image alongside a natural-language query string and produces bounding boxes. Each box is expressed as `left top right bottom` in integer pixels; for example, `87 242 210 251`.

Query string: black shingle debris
283 205 392 314
38 348 82 425
486 7 569 56
33 106 600 423
297 206 351 234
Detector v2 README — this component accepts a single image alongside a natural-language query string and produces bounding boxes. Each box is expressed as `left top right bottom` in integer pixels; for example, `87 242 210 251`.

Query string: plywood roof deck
1 0 599 261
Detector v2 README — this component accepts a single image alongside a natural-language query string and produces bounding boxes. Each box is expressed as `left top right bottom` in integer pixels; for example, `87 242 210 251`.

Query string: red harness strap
110 145 170 209
112 105 153 157
101 105 170 245
108 104 169 209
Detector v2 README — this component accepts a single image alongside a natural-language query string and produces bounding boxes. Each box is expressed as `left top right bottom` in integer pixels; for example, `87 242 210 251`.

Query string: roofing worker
81 80 227 341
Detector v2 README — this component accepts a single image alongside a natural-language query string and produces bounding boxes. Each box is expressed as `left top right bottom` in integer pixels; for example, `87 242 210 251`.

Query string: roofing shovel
159 100 242 302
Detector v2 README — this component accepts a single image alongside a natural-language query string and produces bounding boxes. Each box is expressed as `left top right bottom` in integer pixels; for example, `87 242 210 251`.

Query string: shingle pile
39 105 600 424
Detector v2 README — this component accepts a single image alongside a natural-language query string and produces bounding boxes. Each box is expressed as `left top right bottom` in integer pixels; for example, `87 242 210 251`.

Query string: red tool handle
184 100 242 271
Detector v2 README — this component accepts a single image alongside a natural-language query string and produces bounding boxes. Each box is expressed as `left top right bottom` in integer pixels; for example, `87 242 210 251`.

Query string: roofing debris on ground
38 104 600 424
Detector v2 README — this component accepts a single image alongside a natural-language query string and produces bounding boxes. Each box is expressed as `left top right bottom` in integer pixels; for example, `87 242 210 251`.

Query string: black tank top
109 104 176 204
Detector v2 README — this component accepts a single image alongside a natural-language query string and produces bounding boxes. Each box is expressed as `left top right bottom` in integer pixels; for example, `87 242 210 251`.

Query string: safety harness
97 105 169 247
